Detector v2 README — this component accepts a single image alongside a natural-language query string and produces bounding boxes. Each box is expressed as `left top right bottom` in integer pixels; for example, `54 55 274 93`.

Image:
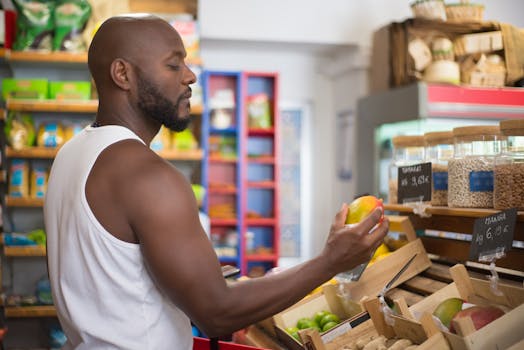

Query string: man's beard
137 74 191 132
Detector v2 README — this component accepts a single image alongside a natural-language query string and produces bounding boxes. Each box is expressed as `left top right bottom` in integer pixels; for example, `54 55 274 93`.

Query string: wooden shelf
5 305 56 318
7 99 98 113
6 197 44 207
6 99 203 115
5 50 203 66
384 204 524 222
4 245 46 257
6 146 59 159
8 50 87 63
384 203 524 271
6 146 203 161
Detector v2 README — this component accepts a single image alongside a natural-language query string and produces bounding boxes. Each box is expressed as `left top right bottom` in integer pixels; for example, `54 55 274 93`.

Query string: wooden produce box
272 286 369 350
273 227 432 349
256 214 419 339
363 264 524 350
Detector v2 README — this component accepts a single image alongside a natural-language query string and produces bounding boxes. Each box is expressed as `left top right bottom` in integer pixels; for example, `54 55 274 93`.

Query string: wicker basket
445 0 484 22
410 0 446 21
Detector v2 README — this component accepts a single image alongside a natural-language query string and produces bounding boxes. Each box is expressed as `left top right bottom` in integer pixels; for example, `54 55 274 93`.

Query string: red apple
345 195 384 225
449 305 505 334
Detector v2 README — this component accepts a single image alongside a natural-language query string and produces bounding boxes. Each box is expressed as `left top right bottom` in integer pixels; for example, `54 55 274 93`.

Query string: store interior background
1 0 524 347
197 0 524 266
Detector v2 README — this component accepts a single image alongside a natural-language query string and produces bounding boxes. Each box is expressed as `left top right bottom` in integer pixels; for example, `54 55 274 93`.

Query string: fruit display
345 195 384 225
432 297 506 334
448 305 505 334
284 310 342 343
432 297 464 328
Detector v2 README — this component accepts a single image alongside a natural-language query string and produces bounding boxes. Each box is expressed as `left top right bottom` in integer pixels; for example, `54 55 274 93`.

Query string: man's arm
124 150 388 337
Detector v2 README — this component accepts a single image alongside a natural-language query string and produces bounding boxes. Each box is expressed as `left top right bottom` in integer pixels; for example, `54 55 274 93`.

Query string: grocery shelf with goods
241 71 280 276
0 49 205 348
356 81 524 203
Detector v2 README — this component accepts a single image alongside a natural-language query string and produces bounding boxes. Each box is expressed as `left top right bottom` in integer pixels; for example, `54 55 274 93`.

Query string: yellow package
31 167 48 199
37 122 65 147
9 159 30 198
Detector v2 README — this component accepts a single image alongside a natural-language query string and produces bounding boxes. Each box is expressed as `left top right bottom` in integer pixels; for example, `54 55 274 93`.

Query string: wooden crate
256 214 421 342
272 220 432 349
272 285 366 350
363 264 524 350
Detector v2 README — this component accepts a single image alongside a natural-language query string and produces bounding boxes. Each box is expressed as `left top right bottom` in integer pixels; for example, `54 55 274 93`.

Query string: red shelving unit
240 71 280 275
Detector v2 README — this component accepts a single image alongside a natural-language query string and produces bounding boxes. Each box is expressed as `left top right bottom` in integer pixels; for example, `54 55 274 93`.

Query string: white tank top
44 125 192 350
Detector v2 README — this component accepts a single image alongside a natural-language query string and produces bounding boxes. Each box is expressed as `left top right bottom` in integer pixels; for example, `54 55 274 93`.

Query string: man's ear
110 58 133 90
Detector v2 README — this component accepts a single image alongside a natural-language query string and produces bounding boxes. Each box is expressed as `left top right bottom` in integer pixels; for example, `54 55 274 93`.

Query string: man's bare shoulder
97 138 187 189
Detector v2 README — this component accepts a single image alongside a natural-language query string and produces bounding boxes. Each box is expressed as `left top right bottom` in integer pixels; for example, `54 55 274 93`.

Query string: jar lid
452 125 500 137
392 135 425 148
424 131 453 145
500 119 524 136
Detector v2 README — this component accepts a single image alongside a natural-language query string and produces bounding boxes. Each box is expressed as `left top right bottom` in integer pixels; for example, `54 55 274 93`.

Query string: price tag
397 162 432 204
469 208 517 262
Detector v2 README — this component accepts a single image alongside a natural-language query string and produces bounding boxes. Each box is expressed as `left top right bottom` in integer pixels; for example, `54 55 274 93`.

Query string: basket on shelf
410 0 447 21
445 0 484 22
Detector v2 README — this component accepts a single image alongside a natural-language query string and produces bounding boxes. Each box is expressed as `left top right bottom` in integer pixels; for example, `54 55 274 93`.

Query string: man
44 14 389 349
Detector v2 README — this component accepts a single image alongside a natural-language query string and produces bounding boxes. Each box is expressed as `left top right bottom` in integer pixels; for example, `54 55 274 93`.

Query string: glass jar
494 119 524 210
448 125 507 208
388 135 425 204
424 131 454 206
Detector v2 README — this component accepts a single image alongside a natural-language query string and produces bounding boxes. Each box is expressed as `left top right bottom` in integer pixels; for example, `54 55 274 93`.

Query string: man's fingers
365 217 389 247
355 207 384 235
334 203 348 227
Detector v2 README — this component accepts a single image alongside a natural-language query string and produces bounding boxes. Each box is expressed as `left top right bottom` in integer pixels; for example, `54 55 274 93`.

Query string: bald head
88 14 185 92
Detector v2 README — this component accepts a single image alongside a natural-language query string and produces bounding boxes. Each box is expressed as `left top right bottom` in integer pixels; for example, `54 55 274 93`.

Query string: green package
53 0 91 52
13 0 55 51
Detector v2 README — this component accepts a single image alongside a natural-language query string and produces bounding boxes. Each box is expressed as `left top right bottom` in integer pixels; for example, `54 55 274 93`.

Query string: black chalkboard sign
397 162 432 204
469 208 517 262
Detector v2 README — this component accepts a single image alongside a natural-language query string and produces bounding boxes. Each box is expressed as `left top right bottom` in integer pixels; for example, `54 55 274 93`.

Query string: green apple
432 297 464 328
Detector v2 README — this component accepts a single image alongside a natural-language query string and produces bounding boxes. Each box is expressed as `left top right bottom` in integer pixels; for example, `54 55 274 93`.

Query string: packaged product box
2 78 48 100
8 159 30 198
48 81 91 100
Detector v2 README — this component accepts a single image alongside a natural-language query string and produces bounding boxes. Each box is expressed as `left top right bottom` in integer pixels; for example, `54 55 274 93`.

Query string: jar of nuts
424 131 454 206
494 119 524 210
448 125 507 208
388 135 425 204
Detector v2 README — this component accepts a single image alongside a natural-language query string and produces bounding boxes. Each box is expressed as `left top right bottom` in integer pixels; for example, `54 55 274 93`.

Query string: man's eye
168 64 181 71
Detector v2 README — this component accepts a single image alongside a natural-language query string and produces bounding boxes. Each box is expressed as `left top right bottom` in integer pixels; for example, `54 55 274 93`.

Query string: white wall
200 1 524 46
199 0 524 261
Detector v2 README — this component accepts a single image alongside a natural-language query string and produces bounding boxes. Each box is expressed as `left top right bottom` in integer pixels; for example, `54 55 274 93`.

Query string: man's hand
321 203 389 276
